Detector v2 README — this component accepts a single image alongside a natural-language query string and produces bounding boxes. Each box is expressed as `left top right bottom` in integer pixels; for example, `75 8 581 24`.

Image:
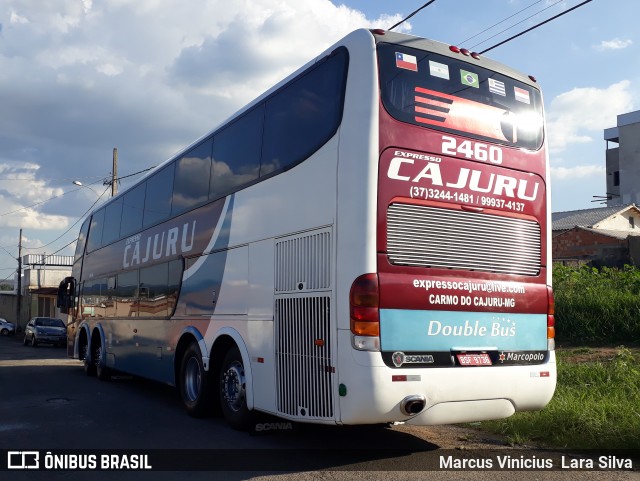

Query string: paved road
0 335 637 481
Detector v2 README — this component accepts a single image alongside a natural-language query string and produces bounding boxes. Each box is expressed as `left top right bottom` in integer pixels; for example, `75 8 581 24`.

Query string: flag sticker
514 86 531 104
429 60 449 80
396 52 418 71
460 69 479 88
489 78 506 96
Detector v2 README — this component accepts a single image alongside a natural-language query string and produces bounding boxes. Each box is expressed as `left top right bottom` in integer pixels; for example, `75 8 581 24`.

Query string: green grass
473 266 640 448
477 347 640 449
554 264 640 343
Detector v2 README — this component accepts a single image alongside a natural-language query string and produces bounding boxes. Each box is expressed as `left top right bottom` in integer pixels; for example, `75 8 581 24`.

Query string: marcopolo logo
392 352 435 367
498 351 546 364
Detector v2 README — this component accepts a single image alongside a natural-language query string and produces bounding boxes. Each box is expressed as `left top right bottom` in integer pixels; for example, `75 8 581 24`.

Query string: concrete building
0 254 72 332
604 110 640 207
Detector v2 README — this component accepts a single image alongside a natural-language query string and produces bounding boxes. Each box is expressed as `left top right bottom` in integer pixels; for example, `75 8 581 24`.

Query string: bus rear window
378 43 544 151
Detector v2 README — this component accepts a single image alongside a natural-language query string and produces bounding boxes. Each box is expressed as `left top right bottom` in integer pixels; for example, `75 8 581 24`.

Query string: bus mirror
57 277 76 313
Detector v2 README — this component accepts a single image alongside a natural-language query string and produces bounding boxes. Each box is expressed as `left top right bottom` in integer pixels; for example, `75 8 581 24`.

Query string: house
552 204 640 267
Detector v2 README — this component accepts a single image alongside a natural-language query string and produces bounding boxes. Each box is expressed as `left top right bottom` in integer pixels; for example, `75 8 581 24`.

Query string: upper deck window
378 43 544 151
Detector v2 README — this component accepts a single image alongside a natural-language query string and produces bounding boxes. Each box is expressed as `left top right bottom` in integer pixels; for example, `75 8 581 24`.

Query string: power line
23 184 111 251
0 166 154 219
469 0 565 50
388 0 437 31
480 0 594 54
458 0 545 45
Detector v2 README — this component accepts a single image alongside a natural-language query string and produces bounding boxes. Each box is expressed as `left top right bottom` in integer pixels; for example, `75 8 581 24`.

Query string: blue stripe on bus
379 309 547 351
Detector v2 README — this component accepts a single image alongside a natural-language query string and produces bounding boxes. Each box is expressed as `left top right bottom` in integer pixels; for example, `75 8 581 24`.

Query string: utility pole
16 228 22 328
112 147 118 197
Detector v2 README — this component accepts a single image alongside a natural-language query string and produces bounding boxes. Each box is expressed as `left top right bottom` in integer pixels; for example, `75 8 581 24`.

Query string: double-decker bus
60 28 556 430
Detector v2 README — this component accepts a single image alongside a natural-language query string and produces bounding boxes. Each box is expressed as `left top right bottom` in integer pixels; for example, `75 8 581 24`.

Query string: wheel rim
221 361 245 412
94 345 102 368
80 344 88 362
184 356 201 403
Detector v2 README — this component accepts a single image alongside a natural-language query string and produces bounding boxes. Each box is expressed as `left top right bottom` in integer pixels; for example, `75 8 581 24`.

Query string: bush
553 264 640 344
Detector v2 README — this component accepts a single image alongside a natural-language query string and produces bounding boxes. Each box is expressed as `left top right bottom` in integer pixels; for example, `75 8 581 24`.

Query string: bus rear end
342 30 555 426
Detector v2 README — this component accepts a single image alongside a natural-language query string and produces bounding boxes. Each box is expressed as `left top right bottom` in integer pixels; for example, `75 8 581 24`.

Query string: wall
606 146 620 206
0 293 30 332
618 121 640 206
552 228 631 267
23 268 71 289
595 210 640 232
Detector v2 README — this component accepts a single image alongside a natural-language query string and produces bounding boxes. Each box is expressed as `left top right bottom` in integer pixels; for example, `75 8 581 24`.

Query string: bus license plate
457 353 492 366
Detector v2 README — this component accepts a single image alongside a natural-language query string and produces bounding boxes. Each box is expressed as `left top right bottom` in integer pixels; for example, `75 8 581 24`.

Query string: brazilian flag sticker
461 69 479 88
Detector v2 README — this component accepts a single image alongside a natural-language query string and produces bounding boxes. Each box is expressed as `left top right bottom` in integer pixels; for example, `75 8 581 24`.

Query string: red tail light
547 286 555 340
350 274 380 337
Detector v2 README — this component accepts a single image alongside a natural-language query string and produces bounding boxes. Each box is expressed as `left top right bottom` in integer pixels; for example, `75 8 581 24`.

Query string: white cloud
546 80 634 153
0 162 70 230
551 165 605 180
0 0 406 258
9 11 29 24
594 38 633 51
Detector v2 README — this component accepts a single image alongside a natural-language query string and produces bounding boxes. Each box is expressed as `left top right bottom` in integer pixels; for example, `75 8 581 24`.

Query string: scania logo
392 352 435 367
392 352 405 367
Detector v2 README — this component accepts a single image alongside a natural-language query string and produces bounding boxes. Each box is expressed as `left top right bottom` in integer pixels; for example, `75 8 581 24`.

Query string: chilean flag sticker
396 52 418 71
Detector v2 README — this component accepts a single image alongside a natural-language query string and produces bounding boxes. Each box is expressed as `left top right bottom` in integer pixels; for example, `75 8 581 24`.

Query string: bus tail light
547 286 555 350
350 274 380 351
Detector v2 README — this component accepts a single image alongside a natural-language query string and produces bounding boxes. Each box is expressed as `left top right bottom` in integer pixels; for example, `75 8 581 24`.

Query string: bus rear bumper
405 399 515 426
338 332 556 425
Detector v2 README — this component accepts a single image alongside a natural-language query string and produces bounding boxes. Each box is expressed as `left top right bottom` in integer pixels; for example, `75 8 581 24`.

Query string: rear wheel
219 346 253 430
1 328 8 336
82 341 96 376
179 343 213 417
93 342 111 381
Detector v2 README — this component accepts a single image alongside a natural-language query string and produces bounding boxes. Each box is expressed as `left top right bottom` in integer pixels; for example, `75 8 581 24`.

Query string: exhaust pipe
400 395 426 416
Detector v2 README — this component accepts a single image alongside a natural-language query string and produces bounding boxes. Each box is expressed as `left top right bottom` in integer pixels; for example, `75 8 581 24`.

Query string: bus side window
210 107 263 200
261 48 347 176
172 139 213 216
86 208 105 252
143 163 175 228
75 219 90 261
120 183 146 238
102 197 123 246
116 270 139 318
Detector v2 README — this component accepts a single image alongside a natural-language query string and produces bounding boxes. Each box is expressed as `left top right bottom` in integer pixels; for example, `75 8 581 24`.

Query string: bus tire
219 346 253 430
93 341 111 381
82 341 96 377
179 343 213 418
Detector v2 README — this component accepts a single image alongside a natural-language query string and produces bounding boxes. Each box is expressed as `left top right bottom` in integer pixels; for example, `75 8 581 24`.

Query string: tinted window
172 139 213 215
143 163 175 227
81 280 102 317
75 218 91 261
86 208 105 252
261 48 348 175
102 198 123 245
378 43 544 150
210 108 263 199
35 318 65 327
116 271 139 317
120 183 146 237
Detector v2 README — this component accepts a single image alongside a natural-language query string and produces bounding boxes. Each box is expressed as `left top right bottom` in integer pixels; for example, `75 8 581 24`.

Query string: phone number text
409 187 526 212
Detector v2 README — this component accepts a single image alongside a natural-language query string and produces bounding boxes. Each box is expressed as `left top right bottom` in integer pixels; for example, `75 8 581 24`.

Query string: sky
0 0 637 280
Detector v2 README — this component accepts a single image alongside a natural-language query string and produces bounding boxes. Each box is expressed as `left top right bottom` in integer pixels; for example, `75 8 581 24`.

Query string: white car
0 318 16 336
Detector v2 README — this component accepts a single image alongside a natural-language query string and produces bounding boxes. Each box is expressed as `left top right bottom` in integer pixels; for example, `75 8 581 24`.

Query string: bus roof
372 29 539 89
